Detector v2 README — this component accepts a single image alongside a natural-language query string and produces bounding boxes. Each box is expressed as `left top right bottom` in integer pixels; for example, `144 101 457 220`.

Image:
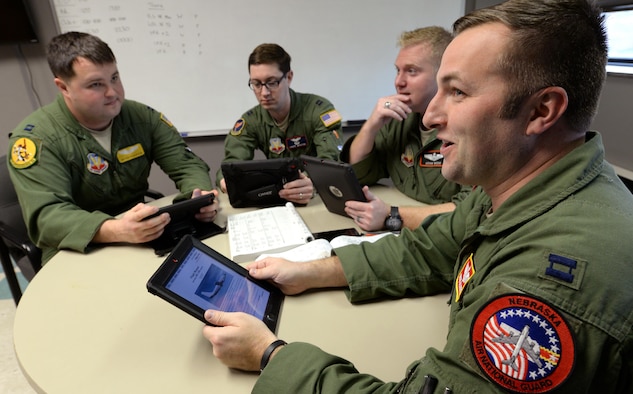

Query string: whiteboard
50 0 464 136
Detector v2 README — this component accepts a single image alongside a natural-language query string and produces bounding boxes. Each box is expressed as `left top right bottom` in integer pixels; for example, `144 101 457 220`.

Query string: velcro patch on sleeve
470 293 575 393
10 137 39 169
231 118 245 136
320 109 342 127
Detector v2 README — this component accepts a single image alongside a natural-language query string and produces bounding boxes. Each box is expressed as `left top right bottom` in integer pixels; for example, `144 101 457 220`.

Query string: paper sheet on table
256 232 394 262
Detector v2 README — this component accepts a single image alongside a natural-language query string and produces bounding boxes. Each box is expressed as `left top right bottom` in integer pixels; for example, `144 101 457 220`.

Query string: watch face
385 217 402 231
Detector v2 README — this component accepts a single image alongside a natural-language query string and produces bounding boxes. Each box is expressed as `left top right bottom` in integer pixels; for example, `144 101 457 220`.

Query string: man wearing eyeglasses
216 43 343 205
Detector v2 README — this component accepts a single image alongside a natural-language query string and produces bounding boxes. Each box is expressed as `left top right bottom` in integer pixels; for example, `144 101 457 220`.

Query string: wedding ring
384 101 391 109
299 192 303 198
356 216 362 222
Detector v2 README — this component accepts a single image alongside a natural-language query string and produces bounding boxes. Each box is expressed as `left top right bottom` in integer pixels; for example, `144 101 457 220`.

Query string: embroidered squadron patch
286 135 307 150
320 109 342 127
231 118 245 136
269 137 285 154
117 143 145 163
86 153 109 175
420 150 444 167
470 294 575 393
400 144 415 167
10 137 38 169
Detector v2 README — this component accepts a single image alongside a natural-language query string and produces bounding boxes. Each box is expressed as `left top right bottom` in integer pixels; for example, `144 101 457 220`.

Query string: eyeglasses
248 74 286 91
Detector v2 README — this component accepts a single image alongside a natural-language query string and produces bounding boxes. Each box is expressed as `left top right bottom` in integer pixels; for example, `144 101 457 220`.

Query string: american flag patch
320 110 342 127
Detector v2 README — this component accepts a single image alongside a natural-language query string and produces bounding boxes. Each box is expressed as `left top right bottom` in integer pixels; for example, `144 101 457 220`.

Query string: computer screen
0 0 38 45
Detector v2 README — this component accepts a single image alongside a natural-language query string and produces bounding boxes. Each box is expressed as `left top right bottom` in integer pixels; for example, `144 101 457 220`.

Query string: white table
14 186 450 393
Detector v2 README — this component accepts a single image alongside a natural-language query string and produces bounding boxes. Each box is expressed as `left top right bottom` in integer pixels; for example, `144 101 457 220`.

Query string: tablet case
221 158 303 208
146 194 225 256
147 235 284 333
300 155 367 217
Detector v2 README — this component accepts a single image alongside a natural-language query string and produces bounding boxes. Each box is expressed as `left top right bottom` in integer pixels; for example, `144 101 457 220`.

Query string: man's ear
54 77 69 95
526 86 568 136
285 70 294 85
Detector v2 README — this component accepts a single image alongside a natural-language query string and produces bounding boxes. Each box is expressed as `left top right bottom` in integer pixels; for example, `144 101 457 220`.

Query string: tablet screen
147 235 284 332
165 245 270 319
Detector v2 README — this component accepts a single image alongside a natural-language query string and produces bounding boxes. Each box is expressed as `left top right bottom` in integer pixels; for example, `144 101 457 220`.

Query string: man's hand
202 310 278 371
348 94 413 164
246 257 313 295
93 203 170 244
246 255 348 294
370 93 413 125
344 186 390 231
192 188 220 222
278 172 313 204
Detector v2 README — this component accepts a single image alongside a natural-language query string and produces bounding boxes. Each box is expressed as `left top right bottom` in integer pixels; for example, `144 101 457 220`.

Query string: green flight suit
215 89 343 187
8 95 212 264
254 132 633 393
340 113 470 204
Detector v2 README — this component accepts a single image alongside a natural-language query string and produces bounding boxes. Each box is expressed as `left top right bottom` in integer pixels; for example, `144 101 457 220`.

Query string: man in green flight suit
8 32 219 266
201 0 633 393
216 43 343 205
343 27 472 233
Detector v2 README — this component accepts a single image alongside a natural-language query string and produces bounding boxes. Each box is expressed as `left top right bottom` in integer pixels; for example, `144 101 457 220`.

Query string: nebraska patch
470 294 575 393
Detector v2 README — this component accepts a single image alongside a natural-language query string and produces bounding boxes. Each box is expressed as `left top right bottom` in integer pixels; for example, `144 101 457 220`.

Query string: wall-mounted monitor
0 0 39 45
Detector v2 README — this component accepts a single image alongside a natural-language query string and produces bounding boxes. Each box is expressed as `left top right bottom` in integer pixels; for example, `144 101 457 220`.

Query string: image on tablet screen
165 246 270 319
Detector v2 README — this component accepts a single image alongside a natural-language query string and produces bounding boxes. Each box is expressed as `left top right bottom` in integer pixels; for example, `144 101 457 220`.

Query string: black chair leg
0 239 22 305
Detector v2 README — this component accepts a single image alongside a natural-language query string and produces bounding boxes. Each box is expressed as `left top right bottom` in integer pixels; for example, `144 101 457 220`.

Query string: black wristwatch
384 206 403 232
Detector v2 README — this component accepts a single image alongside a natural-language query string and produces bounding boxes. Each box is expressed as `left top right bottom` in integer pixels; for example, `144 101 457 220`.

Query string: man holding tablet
201 1 633 392
8 32 219 265
216 43 344 205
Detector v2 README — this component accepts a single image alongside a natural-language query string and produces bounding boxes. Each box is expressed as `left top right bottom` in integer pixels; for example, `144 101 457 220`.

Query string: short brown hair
248 43 291 75
47 32 116 80
454 0 607 130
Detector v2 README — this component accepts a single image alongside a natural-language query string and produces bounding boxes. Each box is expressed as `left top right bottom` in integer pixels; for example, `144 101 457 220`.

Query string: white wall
49 0 465 135
2 1 632 196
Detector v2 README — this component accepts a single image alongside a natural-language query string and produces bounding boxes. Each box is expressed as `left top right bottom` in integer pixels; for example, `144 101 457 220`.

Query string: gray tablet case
300 155 366 217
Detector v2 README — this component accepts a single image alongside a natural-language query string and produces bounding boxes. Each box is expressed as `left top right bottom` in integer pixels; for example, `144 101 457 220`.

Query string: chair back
0 154 41 286
0 155 30 243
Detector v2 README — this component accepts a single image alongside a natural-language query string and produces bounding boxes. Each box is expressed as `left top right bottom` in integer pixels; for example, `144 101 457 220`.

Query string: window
603 5 633 75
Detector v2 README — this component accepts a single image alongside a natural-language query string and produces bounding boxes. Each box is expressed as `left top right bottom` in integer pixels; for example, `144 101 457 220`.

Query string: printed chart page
228 203 313 263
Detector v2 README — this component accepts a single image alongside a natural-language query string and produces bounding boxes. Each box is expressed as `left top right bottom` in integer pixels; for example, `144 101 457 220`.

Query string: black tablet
144 193 225 256
147 235 284 333
144 193 215 221
221 158 303 208
313 227 361 242
300 155 367 217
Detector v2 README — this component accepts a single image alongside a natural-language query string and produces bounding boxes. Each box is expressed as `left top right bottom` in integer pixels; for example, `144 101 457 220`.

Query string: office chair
0 154 42 305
